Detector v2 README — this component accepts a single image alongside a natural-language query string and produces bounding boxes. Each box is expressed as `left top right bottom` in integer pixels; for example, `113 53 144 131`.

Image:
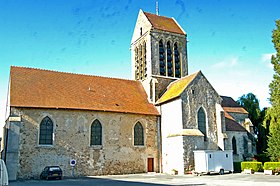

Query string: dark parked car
40 166 62 180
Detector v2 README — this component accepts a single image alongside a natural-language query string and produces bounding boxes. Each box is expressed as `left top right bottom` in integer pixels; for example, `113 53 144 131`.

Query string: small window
209 154 212 158
140 27 143 36
91 119 102 145
226 154 228 158
39 116 54 145
134 122 144 146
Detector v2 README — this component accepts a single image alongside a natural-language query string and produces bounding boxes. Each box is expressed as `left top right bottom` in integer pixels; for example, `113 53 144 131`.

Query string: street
9 173 280 186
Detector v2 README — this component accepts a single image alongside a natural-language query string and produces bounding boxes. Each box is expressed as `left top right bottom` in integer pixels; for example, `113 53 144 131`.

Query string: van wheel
219 169 224 175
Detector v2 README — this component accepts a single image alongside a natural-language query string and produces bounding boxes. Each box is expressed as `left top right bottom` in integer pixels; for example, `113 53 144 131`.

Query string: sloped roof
143 11 185 35
156 71 200 105
221 96 248 114
225 111 247 132
9 66 159 116
168 129 204 137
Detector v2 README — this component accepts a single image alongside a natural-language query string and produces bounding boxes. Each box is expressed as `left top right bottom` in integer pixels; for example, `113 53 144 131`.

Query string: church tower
131 10 188 103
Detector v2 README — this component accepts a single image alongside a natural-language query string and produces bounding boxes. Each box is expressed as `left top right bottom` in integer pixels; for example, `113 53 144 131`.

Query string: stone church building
2 10 256 180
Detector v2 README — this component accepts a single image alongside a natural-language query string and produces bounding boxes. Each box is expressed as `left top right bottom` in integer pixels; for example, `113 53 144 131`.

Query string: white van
0 159 8 186
193 150 234 175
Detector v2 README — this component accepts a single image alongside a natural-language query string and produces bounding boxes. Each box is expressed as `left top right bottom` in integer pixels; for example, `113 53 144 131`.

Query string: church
2 10 256 180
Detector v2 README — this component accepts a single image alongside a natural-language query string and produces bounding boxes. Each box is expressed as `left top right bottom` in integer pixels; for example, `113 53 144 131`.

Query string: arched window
174 43 181 78
159 40 166 76
39 116 54 145
134 122 144 146
91 119 102 145
167 41 173 77
232 136 237 154
198 107 207 141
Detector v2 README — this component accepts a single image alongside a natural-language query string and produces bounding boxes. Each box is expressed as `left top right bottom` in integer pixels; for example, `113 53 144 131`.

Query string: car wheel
46 176 49 180
59 176 62 180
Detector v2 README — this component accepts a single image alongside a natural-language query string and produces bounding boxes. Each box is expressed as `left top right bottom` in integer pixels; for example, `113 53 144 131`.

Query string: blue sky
0 0 279 133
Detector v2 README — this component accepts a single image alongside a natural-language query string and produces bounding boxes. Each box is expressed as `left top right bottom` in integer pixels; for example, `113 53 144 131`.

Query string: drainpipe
157 110 162 173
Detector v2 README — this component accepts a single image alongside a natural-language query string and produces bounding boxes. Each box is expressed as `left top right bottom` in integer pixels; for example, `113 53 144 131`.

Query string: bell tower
131 10 188 103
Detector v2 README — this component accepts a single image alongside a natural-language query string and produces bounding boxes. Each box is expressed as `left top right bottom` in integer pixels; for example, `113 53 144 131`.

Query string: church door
147 158 154 172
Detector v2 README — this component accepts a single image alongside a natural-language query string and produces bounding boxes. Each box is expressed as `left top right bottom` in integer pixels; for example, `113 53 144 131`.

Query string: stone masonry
10 107 159 179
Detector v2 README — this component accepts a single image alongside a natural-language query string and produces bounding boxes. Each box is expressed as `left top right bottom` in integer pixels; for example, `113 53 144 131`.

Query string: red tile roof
221 96 248 114
143 12 185 35
9 66 159 116
225 111 247 132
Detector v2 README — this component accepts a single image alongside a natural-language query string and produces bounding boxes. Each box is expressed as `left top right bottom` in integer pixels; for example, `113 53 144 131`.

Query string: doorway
147 158 154 172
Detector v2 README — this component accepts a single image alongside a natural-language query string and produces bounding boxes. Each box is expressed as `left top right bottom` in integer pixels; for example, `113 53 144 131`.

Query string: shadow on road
10 176 206 186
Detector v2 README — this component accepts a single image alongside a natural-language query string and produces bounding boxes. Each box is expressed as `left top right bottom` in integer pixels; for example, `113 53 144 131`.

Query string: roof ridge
156 71 201 105
11 66 135 82
168 70 201 88
143 11 174 20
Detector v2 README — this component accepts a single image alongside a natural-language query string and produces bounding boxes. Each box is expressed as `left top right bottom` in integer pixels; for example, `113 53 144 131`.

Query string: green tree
237 93 261 129
265 19 280 161
237 93 269 154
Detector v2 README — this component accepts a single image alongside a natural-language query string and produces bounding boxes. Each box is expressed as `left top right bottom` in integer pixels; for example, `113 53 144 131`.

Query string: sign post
70 159 76 177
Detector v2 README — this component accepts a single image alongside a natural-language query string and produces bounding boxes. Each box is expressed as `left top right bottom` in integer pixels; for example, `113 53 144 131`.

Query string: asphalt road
9 173 280 186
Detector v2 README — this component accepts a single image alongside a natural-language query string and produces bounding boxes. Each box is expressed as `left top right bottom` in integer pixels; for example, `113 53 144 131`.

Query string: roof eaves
11 105 160 116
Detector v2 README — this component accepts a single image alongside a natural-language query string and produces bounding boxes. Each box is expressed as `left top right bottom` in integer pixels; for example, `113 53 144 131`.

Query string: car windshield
49 167 61 171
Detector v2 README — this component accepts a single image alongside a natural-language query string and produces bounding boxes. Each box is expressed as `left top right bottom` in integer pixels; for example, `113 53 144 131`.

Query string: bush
233 162 242 173
241 162 263 172
254 154 270 163
263 162 280 170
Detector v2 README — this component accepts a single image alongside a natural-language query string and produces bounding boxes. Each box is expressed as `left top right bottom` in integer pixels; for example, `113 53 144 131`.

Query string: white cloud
261 53 275 69
212 56 239 69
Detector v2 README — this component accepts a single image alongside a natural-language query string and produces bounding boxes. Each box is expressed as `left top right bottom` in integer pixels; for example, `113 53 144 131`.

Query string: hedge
263 162 280 171
233 162 242 173
241 162 263 172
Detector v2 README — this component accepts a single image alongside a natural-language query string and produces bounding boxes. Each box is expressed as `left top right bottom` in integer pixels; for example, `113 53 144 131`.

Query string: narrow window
140 27 143 36
135 47 139 80
220 111 225 133
39 116 54 145
150 80 153 102
139 44 143 80
142 42 147 78
134 122 144 146
174 43 181 78
198 107 207 141
167 41 173 77
159 40 166 76
232 136 237 154
91 119 102 145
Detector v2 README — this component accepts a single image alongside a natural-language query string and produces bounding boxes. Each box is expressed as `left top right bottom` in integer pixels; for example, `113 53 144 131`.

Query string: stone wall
150 31 188 77
181 73 221 168
10 107 159 179
225 131 249 162
228 112 248 125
